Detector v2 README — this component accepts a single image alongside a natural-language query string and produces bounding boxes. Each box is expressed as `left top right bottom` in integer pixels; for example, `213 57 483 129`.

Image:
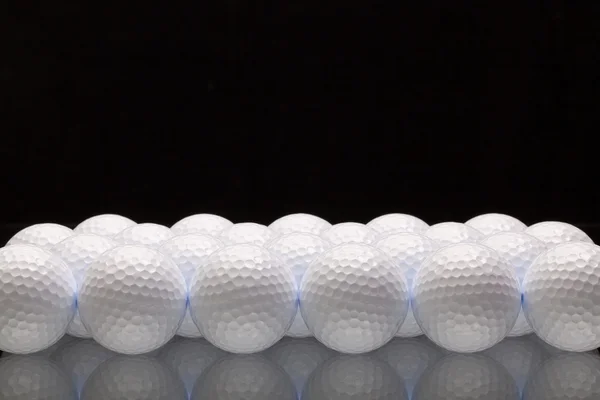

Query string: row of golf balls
0 212 596 355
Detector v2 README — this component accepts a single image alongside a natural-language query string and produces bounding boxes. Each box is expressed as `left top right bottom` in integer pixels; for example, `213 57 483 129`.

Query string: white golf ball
320 222 378 245
74 214 136 237
522 241 600 352
188 244 297 353
78 245 187 355
412 242 521 353
51 234 118 338
424 222 484 247
465 213 527 236
525 221 593 246
480 232 547 336
299 243 409 354
0 244 76 354
269 213 332 236
158 234 224 338
7 223 73 250
171 213 233 236
367 213 429 236
112 223 174 249
374 233 440 337
219 222 277 246
267 233 331 337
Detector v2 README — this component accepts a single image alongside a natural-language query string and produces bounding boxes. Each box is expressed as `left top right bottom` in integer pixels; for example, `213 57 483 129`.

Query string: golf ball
112 223 174 249
320 222 378 245
525 221 593 246
412 242 521 352
367 213 429 236
424 222 484 247
74 214 136 237
465 213 527 236
7 223 73 250
269 213 332 236
171 213 233 236
299 243 409 353
219 222 277 246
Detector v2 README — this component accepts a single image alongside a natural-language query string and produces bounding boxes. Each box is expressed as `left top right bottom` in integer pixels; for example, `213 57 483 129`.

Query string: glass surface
0 334 599 399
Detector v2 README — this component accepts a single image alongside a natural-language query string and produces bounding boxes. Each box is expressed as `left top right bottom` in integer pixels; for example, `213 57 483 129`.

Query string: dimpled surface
192 354 296 400
113 223 174 249
525 221 593 246
480 232 547 336
78 245 187 355
465 213 527 236
367 213 429 236
7 223 74 250
74 214 136 237
188 244 297 353
321 222 378 245
299 243 409 353
81 355 187 400
51 234 118 338
171 214 233 236
159 234 224 337
219 222 277 246
267 233 331 337
412 354 519 400
522 242 600 352
269 213 332 236
374 233 440 337
0 245 77 354
424 222 484 247
412 243 521 352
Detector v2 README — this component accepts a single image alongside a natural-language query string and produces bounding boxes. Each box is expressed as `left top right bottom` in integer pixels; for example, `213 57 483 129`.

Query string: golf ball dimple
74 214 136 237
374 233 440 337
480 232 547 336
525 221 593 246
188 244 297 353
0 244 77 354
412 242 521 353
269 213 332 236
51 234 119 338
367 213 429 236
522 241 600 352
78 245 187 355
299 243 409 354
320 222 378 245
465 213 527 236
424 222 484 247
7 223 74 250
158 234 224 338
171 213 233 236
112 223 174 249
219 222 278 246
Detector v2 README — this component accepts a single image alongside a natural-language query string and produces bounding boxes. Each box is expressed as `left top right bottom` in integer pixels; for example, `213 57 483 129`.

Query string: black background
3 2 599 243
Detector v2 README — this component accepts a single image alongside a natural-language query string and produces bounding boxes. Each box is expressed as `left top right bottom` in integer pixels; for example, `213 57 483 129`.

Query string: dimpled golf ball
269 213 332 236
299 243 409 354
480 232 547 336
78 245 187 355
374 233 440 337
522 241 600 352
7 223 74 250
424 222 484 247
51 234 118 338
0 244 77 354
525 221 593 246
74 214 136 237
367 213 429 236
465 213 527 236
412 242 521 353
171 213 233 236
188 244 297 353
112 223 174 249
267 233 331 337
219 222 278 246
320 222 378 245
158 234 224 338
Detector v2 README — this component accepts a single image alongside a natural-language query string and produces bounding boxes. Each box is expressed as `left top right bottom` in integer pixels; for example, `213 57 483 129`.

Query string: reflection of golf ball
412 243 521 353
299 243 409 353
219 222 277 246
367 213 429 236
525 221 593 246
522 242 600 352
189 244 297 353
112 223 174 249
269 213 332 236
159 234 224 338
171 214 233 236
74 214 136 237
465 213 527 236
7 223 73 250
321 222 378 245
374 233 439 337
0 244 76 354
424 222 483 247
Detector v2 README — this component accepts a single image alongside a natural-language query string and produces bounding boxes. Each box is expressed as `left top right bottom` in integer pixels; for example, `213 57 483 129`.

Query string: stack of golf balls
0 212 597 356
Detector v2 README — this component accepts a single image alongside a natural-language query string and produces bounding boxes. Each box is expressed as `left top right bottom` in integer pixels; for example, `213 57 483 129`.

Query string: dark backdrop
3 2 598 242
